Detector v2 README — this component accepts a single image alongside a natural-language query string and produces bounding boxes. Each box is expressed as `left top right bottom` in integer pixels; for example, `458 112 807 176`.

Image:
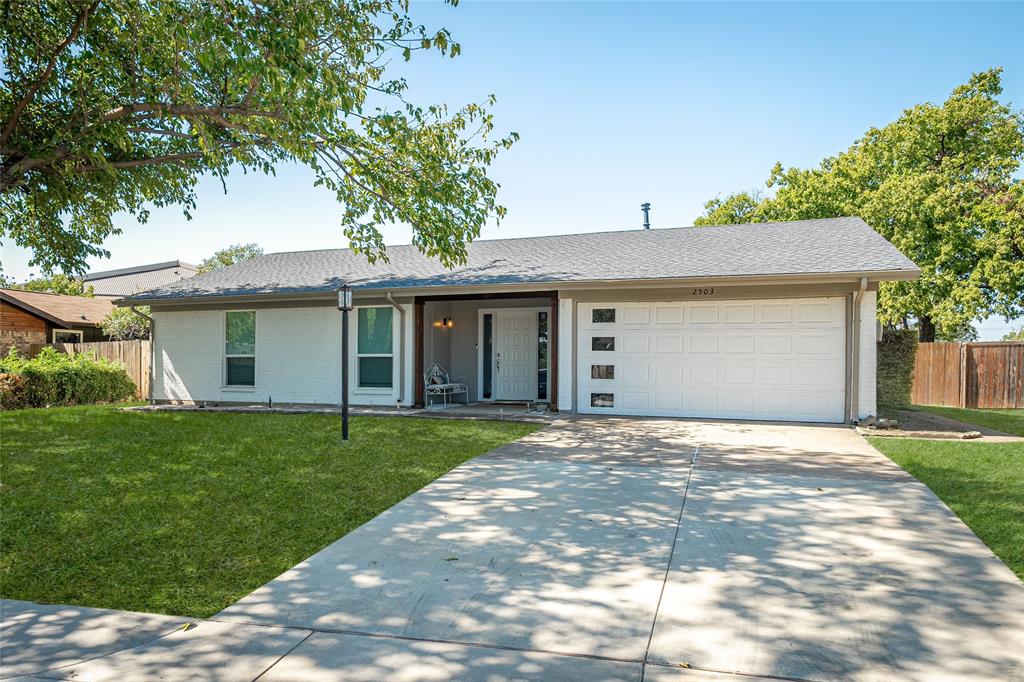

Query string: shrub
0 373 29 409
877 328 918 410
0 347 136 409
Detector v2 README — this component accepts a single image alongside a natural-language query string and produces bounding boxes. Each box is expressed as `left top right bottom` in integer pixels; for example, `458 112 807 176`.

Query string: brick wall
0 301 47 356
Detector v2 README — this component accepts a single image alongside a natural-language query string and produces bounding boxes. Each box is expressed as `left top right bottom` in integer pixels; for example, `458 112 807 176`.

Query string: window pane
592 336 615 351
54 330 82 344
592 308 615 323
359 357 393 388
358 308 393 354
226 311 256 355
591 365 614 380
226 357 255 386
482 314 493 399
591 393 614 408
537 311 548 400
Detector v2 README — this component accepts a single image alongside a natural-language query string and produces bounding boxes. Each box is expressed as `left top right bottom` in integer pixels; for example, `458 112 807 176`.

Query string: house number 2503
691 287 715 296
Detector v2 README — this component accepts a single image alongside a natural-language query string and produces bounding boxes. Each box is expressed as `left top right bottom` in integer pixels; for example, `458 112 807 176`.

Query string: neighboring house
120 217 919 424
84 260 197 299
0 289 116 355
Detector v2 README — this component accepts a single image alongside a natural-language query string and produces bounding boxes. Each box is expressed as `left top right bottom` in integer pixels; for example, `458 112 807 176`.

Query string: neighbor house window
225 311 256 386
52 329 83 344
592 308 615 323
592 336 615 351
358 307 393 388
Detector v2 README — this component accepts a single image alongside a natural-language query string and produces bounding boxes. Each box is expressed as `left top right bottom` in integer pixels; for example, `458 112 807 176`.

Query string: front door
495 310 536 400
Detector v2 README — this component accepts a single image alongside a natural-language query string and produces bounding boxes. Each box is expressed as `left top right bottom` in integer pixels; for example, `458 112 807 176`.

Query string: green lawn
869 437 1024 580
912 405 1024 437
0 405 539 617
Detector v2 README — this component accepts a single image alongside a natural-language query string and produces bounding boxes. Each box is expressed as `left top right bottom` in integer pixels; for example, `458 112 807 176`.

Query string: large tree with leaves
697 69 1024 341
1 0 517 275
197 242 264 274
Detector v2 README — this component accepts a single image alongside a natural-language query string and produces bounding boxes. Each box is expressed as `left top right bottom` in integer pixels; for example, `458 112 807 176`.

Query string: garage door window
592 308 616 323
591 365 614 379
592 336 615 351
590 393 614 408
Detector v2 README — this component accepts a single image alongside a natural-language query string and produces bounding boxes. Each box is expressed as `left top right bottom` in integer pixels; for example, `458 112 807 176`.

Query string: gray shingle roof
122 217 918 303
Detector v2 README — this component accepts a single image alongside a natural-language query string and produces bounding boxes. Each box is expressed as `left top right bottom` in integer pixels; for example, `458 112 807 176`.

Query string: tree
1003 325 1024 341
1 0 517 276
100 306 150 340
197 243 264 274
695 69 1024 342
16 274 94 297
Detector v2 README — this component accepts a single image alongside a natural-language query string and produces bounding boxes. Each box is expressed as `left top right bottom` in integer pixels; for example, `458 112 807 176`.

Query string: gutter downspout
129 306 155 405
386 293 405 406
850 277 867 423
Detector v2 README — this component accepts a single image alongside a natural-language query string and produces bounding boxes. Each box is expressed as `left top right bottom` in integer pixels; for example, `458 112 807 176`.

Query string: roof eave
118 267 920 307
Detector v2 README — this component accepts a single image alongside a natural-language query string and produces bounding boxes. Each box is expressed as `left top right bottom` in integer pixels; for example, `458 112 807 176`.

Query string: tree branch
0 1 98 147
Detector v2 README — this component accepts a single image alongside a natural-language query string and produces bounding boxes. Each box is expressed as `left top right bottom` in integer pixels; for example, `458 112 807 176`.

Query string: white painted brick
858 290 878 419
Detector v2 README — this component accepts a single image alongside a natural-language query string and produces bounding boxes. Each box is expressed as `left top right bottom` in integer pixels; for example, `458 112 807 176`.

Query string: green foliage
100 306 150 340
0 406 540 615
877 328 919 410
1 0 517 275
13 274 94 297
1003 326 1024 341
0 373 28 410
197 243 264 274
695 69 1024 341
0 347 136 408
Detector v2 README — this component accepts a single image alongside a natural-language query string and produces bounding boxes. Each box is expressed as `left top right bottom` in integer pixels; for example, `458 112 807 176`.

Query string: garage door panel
724 303 756 324
578 296 847 423
724 335 755 354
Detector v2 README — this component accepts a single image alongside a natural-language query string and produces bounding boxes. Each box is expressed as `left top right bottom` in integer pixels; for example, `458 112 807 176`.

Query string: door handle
496 352 501 372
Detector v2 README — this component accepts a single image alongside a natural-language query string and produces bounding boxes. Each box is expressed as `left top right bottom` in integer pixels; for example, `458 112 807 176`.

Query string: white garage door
576 298 847 423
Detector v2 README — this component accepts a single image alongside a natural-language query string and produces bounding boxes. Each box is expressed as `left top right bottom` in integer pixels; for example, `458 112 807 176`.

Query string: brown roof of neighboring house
0 288 115 327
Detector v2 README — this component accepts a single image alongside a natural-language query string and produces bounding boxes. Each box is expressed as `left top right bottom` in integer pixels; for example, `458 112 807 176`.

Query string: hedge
0 347 136 409
877 328 918 410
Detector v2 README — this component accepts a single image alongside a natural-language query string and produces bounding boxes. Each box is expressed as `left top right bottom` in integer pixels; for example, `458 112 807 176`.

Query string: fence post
959 343 968 408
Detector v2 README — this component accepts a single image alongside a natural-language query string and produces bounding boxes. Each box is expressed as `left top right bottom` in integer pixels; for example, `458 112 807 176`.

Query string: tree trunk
918 315 936 342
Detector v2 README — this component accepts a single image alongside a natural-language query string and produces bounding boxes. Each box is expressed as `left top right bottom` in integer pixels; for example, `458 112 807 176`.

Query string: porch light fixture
337 285 353 441
432 317 454 329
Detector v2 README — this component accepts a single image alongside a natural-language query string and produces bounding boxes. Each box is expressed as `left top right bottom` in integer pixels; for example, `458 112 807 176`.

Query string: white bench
423 362 469 408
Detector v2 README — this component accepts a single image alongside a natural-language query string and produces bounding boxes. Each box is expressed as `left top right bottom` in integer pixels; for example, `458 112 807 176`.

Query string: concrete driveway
4 418 1023 681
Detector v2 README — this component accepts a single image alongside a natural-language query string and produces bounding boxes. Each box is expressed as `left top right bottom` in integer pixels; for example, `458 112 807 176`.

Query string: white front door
495 310 536 400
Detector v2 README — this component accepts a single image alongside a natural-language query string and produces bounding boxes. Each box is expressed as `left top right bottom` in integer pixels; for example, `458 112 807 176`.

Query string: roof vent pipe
641 203 651 230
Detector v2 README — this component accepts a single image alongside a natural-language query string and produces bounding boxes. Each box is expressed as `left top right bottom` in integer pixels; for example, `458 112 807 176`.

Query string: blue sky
3 1 1022 337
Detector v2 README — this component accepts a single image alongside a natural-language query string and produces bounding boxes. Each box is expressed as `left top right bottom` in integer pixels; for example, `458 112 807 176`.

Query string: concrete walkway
4 418 1023 681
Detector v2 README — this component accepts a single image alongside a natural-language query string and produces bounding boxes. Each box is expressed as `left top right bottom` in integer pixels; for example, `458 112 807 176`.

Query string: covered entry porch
414 291 559 410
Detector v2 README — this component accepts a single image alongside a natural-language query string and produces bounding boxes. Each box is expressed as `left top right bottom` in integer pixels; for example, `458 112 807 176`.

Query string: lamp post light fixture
337 286 353 441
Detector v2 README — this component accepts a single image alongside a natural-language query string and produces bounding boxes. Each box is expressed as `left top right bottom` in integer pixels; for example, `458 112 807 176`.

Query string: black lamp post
337 285 353 441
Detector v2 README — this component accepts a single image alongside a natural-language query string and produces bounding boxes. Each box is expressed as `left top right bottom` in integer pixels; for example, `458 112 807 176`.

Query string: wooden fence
30 340 151 399
912 341 1024 408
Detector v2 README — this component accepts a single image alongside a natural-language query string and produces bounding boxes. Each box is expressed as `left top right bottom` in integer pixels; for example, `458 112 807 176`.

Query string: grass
869 437 1024 581
0 405 540 617
910 405 1024 437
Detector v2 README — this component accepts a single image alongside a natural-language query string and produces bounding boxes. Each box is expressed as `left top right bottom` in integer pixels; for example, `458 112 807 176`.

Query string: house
84 260 197 299
120 217 919 423
0 289 117 355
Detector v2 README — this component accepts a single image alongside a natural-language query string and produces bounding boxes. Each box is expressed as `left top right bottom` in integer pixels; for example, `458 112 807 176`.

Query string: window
591 393 614 408
592 336 615 351
52 329 83 343
537 311 548 400
482 313 493 399
225 311 256 386
591 365 614 380
592 308 615 323
358 307 393 388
